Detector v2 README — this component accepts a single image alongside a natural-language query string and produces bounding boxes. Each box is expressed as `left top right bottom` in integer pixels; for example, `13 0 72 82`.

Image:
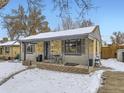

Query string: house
117 49 124 62
20 25 101 67
0 41 20 60
117 44 124 62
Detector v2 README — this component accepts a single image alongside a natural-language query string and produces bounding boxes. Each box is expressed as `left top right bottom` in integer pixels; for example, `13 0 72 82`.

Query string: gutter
19 34 89 43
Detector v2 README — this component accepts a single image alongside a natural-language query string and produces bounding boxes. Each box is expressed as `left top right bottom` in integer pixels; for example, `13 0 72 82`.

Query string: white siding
117 49 124 62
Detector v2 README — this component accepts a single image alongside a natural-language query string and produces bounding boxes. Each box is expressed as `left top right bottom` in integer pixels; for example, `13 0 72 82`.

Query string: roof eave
20 34 89 43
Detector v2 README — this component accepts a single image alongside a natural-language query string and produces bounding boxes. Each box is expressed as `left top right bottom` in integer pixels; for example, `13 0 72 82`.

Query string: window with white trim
26 43 35 54
82 39 85 54
5 46 10 54
64 39 83 55
0 47 3 54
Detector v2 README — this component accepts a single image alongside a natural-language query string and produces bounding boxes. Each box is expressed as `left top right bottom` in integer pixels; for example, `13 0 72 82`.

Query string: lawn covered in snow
0 61 27 81
101 59 124 71
0 69 103 93
1 59 124 93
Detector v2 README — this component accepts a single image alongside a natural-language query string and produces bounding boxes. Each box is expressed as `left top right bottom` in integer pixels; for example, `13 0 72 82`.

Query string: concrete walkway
98 71 124 93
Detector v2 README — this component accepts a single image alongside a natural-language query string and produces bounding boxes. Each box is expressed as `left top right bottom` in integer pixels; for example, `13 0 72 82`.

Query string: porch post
23 42 26 61
61 40 63 64
11 46 13 60
87 38 90 71
20 42 21 61
93 39 96 66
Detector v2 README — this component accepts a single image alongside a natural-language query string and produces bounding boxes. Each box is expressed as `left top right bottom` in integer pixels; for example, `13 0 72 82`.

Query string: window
64 39 82 55
82 39 85 54
0 47 3 54
5 47 10 54
26 43 35 54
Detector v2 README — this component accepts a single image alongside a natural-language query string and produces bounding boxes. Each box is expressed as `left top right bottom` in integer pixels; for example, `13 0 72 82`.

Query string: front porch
23 60 94 74
21 37 96 65
21 38 97 74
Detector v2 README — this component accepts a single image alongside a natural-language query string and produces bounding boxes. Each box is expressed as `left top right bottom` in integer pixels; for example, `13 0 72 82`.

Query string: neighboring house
20 25 101 66
117 44 124 62
0 41 20 60
117 49 124 62
101 44 124 59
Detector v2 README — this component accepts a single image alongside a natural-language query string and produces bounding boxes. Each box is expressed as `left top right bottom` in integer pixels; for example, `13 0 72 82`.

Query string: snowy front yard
0 59 124 93
0 69 103 93
101 59 124 71
0 61 27 81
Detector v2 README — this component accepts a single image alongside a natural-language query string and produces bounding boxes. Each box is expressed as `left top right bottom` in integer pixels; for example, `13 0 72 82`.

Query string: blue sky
0 0 124 43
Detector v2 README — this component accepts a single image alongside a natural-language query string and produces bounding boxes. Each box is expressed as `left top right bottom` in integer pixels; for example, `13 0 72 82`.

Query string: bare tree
61 16 74 30
111 31 124 44
53 0 94 31
27 0 44 11
81 19 94 27
0 0 9 9
3 5 29 40
58 16 94 30
52 0 93 19
3 4 50 40
1 0 94 40
27 8 50 35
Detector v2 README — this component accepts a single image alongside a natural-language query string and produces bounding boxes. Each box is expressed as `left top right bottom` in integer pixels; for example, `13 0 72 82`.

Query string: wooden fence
101 44 124 59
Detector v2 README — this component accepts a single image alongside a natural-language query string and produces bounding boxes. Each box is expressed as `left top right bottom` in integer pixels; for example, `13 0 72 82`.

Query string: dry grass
98 71 124 93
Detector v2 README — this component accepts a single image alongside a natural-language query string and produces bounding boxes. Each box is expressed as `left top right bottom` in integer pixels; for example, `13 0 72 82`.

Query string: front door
44 41 50 60
122 52 124 62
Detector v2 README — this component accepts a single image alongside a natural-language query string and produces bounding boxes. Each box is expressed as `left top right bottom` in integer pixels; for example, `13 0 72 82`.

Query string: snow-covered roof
0 41 20 46
20 26 97 42
119 44 124 46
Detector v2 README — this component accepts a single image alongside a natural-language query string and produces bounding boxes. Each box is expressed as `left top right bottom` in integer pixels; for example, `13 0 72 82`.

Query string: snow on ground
0 69 103 93
2 58 124 93
101 59 124 71
0 61 27 81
